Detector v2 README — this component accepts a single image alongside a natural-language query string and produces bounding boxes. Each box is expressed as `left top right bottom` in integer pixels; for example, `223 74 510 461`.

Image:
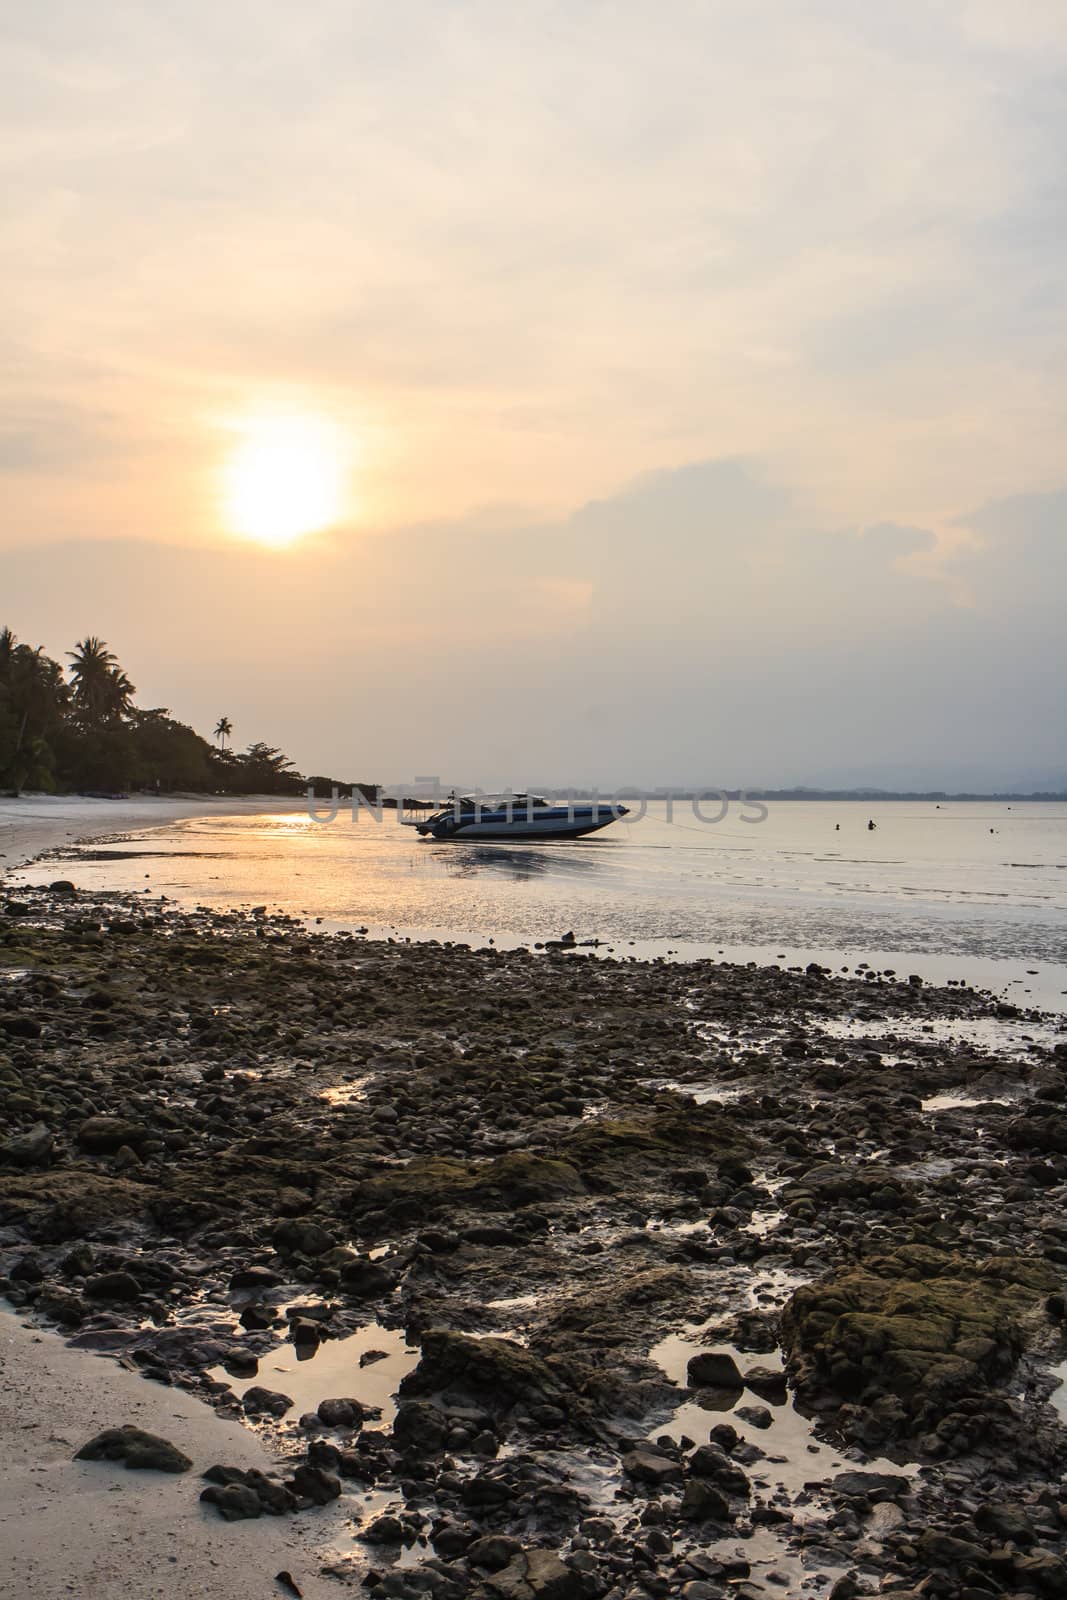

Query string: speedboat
407 793 629 842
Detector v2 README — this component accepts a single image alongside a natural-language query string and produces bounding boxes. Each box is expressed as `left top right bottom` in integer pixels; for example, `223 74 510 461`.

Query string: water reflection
438 843 606 881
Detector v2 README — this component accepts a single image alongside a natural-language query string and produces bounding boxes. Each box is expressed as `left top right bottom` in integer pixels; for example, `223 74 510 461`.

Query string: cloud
3 0 1067 539
2 455 1063 788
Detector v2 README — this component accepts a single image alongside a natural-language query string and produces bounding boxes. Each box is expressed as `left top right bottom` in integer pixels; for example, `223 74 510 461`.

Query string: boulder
392 1399 448 1452
316 1397 363 1428
241 1386 294 1418
687 1351 743 1389
200 1482 263 1520
469 1535 524 1571
484 1549 583 1600
75 1425 191 1473
780 1244 1063 1446
1 1123 54 1166
271 1219 336 1258
85 1270 141 1301
680 1479 732 1522
400 1331 574 1418
76 1116 150 1155
622 1446 683 1485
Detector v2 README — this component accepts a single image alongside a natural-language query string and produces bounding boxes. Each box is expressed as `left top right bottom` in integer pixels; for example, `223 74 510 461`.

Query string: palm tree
68 637 120 725
103 667 136 720
214 715 233 750
1 641 65 795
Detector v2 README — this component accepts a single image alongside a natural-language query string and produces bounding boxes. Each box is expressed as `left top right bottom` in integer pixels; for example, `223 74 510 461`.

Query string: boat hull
416 807 625 842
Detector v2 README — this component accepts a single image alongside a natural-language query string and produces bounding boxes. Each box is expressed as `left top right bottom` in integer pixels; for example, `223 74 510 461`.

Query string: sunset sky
3 1 1066 789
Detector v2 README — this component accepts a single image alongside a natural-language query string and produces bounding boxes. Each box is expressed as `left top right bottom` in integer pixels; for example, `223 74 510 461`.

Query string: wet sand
0 793 305 876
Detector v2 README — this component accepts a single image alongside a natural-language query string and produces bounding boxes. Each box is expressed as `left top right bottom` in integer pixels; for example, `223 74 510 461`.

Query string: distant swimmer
867 819 876 831
835 823 840 831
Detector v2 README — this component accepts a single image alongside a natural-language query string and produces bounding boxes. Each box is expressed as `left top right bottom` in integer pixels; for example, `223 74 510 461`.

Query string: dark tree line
0 627 304 798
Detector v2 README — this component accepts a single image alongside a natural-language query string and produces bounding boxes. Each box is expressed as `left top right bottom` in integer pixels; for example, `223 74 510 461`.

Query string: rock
622 1446 683 1485
1 1123 54 1166
241 1385 294 1418
338 1258 397 1297
272 1219 337 1258
974 1500 1037 1544
780 1244 1062 1444
363 1513 406 1544
679 1479 732 1522
832 1470 910 1501
734 1404 772 1429
202 1465 296 1515
469 1535 524 1571
686 1445 750 1497
687 1351 743 1388
85 1270 141 1301
288 1462 341 1504
915 1528 988 1566
393 1399 448 1452
35 1287 88 1326
351 1150 586 1228
200 1482 264 1520
223 1350 259 1379
742 1365 787 1400
1013 1551 1067 1595
0 1014 42 1039
484 1549 583 1600
400 1331 576 1418
228 1263 283 1290
76 1116 150 1154
238 1303 275 1331
288 1318 321 1348
74 1425 192 1473
316 1397 363 1428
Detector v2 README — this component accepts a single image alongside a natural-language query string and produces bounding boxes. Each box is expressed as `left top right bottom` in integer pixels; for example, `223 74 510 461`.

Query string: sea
11 798 1067 1014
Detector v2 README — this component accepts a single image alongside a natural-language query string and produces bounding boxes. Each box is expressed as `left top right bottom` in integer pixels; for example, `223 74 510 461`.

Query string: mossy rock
780 1244 1063 1444
561 1108 740 1189
780 1162 914 1213
350 1151 585 1229
537 1266 693 1352
0 1171 154 1242
400 1330 589 1428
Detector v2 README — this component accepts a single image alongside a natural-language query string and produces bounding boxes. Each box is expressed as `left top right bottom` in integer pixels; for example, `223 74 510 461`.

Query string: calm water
13 799 1067 1011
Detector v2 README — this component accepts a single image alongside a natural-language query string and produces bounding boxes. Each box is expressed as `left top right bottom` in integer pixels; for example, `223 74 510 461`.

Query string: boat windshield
449 793 549 812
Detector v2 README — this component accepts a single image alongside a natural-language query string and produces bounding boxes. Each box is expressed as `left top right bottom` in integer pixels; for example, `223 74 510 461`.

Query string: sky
2 0 1066 789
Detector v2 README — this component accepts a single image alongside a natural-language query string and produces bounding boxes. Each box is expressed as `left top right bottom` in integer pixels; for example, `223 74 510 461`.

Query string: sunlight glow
223 416 348 547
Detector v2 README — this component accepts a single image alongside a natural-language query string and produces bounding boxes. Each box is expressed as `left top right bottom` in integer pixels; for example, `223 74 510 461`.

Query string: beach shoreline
2 880 1067 1597
0 792 307 877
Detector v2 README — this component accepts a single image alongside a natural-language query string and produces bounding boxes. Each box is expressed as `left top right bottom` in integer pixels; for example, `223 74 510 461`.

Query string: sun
223 416 347 547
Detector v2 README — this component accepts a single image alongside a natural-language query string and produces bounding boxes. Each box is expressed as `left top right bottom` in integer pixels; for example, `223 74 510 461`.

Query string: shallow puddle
921 1090 1017 1111
648 1326 915 1498
319 1075 372 1106
208 1319 418 1424
817 1012 1064 1060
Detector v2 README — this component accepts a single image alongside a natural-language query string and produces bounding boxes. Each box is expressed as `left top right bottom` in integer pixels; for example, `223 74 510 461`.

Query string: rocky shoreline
3 880 1067 1599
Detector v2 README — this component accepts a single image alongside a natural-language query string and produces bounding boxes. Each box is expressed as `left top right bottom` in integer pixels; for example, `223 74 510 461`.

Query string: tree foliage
0 627 306 797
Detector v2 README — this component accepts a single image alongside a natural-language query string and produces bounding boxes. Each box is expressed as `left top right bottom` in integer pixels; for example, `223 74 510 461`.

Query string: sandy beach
0 794 306 877
0 1309 341 1600
2 879 1067 1599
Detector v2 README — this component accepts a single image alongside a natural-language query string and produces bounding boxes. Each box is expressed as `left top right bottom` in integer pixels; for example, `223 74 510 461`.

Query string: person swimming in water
867 819 876 830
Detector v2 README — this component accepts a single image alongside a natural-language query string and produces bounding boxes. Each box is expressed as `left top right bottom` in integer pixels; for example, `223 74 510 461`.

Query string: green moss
780 1246 1062 1444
